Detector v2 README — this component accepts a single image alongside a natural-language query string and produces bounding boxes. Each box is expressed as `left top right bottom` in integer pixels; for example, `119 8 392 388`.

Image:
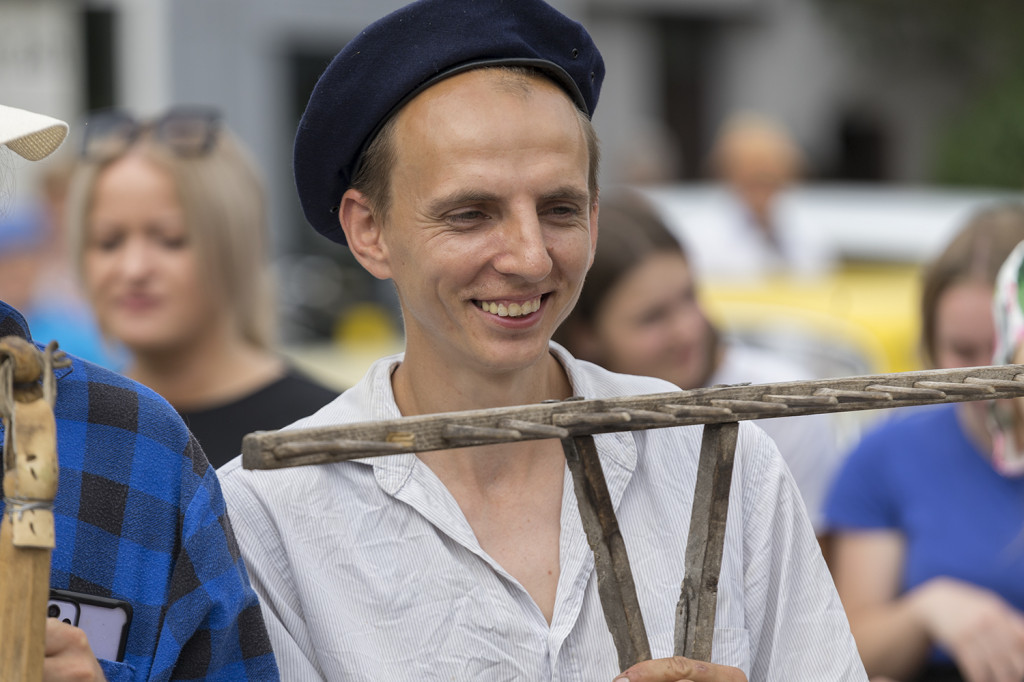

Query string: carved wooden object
0 339 67 682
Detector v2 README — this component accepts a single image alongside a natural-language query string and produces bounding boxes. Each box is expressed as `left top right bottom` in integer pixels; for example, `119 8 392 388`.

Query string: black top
179 368 340 469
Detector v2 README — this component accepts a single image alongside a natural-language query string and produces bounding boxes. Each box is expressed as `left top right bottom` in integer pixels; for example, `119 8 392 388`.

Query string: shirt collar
0 299 74 384
549 341 639 478
369 344 639 497
0 300 31 341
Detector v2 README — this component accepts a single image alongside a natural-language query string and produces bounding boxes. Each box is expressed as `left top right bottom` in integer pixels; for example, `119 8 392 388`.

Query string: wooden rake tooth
442 423 522 443
963 377 1024 393
497 419 570 439
864 384 947 400
914 380 995 394
275 439 411 458
660 404 734 418
814 387 894 402
553 411 634 427
762 394 839 407
615 408 679 424
709 399 789 414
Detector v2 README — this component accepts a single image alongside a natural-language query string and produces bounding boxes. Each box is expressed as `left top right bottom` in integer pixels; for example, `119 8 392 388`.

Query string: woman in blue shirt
826 204 1024 682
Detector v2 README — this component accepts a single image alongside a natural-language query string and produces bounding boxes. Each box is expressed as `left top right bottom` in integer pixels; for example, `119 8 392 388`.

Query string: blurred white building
0 0 970 340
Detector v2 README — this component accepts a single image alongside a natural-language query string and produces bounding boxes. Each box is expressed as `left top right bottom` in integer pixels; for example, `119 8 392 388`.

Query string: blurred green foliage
811 0 1024 188
931 72 1024 188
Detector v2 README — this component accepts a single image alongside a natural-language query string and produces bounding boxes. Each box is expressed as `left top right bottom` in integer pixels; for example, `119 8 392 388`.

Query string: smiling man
218 1 867 680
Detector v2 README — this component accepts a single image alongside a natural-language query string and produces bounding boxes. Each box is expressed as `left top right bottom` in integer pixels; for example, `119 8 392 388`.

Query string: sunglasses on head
80 106 221 161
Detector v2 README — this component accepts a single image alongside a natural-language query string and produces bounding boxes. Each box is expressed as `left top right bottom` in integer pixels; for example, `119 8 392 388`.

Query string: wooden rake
242 363 1024 671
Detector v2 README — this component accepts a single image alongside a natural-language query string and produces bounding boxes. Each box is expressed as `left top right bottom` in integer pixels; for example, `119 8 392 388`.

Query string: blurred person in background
554 188 843 545
0 155 119 368
825 204 1024 682
693 112 834 280
66 107 338 468
2 103 278 681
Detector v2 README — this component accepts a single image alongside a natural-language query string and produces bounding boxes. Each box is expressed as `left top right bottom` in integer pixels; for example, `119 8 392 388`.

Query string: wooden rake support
242 363 1024 670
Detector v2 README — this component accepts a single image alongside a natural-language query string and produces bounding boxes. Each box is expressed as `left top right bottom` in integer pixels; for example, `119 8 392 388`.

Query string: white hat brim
0 104 69 161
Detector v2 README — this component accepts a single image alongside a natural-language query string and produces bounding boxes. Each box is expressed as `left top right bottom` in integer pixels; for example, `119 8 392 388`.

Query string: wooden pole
563 435 651 670
0 339 61 682
0 516 53 681
675 422 738 661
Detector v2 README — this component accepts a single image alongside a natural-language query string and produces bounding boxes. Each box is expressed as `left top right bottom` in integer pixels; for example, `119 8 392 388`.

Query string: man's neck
392 346 572 416
391 344 573 479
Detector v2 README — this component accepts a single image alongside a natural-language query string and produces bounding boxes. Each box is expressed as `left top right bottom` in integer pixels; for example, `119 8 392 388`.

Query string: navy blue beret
293 0 605 245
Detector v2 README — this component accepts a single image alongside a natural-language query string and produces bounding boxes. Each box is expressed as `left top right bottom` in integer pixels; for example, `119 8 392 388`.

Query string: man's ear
340 188 392 280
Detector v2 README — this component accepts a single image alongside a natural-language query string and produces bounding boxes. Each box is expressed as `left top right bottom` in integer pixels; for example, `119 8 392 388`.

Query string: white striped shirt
220 345 866 681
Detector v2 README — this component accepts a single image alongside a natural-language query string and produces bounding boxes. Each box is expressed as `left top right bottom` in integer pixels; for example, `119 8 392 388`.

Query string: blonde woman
2 102 278 680
67 107 337 467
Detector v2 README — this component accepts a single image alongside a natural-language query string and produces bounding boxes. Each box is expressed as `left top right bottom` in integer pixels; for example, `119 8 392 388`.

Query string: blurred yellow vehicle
699 262 922 377
641 183 1024 379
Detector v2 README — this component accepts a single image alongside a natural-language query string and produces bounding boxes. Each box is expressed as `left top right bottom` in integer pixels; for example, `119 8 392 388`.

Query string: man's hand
911 577 1024 682
614 656 748 682
43 618 106 681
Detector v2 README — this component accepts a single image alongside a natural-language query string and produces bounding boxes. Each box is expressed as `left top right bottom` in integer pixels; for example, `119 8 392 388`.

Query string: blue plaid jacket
0 301 279 681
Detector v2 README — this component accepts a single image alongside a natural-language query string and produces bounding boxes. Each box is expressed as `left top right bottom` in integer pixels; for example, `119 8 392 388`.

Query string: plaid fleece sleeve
149 433 278 680
2 305 277 679
34 356 277 679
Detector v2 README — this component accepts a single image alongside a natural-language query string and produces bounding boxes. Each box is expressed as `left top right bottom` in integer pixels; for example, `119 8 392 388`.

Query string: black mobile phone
47 589 132 663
